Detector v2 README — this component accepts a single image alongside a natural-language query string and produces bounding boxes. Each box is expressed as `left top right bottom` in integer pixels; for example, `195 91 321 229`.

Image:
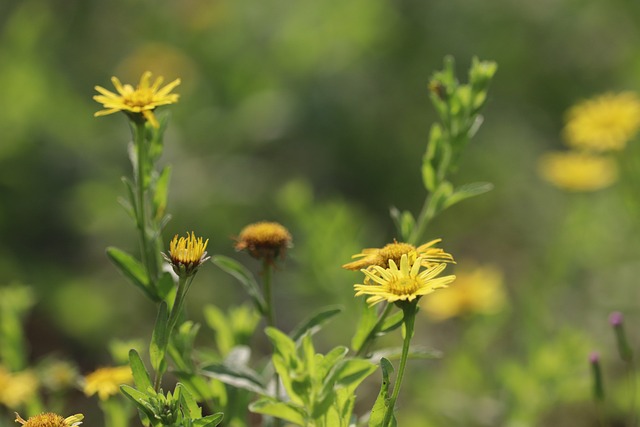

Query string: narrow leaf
212 255 266 315
193 414 224 427
290 306 343 342
351 301 378 353
444 182 494 209
106 247 155 301
150 302 169 372
177 383 201 419
128 349 152 391
379 311 404 334
120 385 154 419
368 358 394 427
249 397 307 426
200 362 266 395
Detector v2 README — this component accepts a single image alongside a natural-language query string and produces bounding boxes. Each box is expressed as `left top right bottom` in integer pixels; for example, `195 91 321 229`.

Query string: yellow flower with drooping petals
421 263 506 321
94 71 180 128
538 151 617 192
15 413 83 427
234 221 293 264
0 366 39 409
83 365 133 401
354 254 456 307
343 239 454 271
164 232 210 277
563 92 640 151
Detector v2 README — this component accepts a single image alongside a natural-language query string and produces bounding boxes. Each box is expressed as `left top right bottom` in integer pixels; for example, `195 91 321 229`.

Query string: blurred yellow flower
164 232 210 277
83 365 133 401
235 221 293 263
421 263 506 321
538 151 617 192
0 366 39 409
40 360 78 392
15 413 83 427
94 71 180 128
563 92 640 151
343 239 454 271
354 254 456 307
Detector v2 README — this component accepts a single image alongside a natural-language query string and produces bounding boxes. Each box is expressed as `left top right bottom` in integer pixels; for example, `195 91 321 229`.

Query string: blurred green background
2 0 640 425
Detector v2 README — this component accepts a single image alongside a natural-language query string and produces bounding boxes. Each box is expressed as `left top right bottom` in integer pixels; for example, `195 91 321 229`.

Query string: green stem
133 123 157 295
168 275 193 333
355 303 393 357
381 303 417 427
262 261 280 427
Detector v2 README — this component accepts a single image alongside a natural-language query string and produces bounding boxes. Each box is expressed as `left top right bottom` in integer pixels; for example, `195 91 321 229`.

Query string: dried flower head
538 151 617 192
354 254 456 307
235 221 292 263
163 232 210 277
15 413 84 427
94 71 180 128
83 366 133 401
563 92 640 151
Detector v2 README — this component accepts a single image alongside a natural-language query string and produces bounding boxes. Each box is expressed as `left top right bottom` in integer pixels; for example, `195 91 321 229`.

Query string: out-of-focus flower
563 92 640 151
163 232 210 277
40 360 78 392
0 366 39 409
421 263 506 321
538 151 617 192
94 71 180 128
343 239 454 271
15 413 83 427
83 366 133 401
354 254 455 307
234 221 292 264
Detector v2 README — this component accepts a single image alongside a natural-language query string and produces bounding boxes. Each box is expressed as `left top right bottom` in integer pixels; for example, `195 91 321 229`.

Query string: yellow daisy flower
421 263 506 321
83 366 133 401
563 92 640 151
342 239 454 271
0 366 39 409
234 221 293 263
15 413 84 427
94 71 180 128
538 151 617 192
164 232 210 277
354 254 456 307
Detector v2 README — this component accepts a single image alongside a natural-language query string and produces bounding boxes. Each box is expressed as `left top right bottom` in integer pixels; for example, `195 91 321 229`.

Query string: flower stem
133 123 157 296
381 302 417 427
262 260 280 427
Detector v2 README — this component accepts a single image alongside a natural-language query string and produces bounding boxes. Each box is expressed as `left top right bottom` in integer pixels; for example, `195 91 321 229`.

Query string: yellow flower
15 413 83 427
563 92 640 151
421 263 506 321
354 254 456 307
0 366 39 409
164 232 210 277
234 221 293 263
538 151 617 192
83 366 133 401
94 71 180 128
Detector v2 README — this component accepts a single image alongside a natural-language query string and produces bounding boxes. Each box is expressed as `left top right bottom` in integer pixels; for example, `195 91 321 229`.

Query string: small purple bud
589 351 600 364
609 311 624 327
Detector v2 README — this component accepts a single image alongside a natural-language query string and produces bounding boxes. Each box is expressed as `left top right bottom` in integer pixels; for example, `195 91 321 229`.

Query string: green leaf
200 362 266 395
156 271 175 301
128 349 153 392
265 327 297 361
444 182 494 209
212 255 266 315
334 359 377 392
379 310 404 334
120 385 155 420
368 358 394 427
351 301 378 353
290 305 343 342
150 302 169 372
152 165 172 221
203 305 234 356
177 383 201 419
367 346 443 363
193 414 224 427
249 397 307 426
106 247 155 301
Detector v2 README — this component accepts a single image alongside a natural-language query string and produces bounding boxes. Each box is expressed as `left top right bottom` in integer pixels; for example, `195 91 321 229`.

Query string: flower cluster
539 92 640 192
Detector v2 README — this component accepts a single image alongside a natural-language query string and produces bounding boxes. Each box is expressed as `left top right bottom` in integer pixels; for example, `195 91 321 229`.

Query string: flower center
20 414 67 427
378 242 415 267
386 276 421 296
124 90 154 108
